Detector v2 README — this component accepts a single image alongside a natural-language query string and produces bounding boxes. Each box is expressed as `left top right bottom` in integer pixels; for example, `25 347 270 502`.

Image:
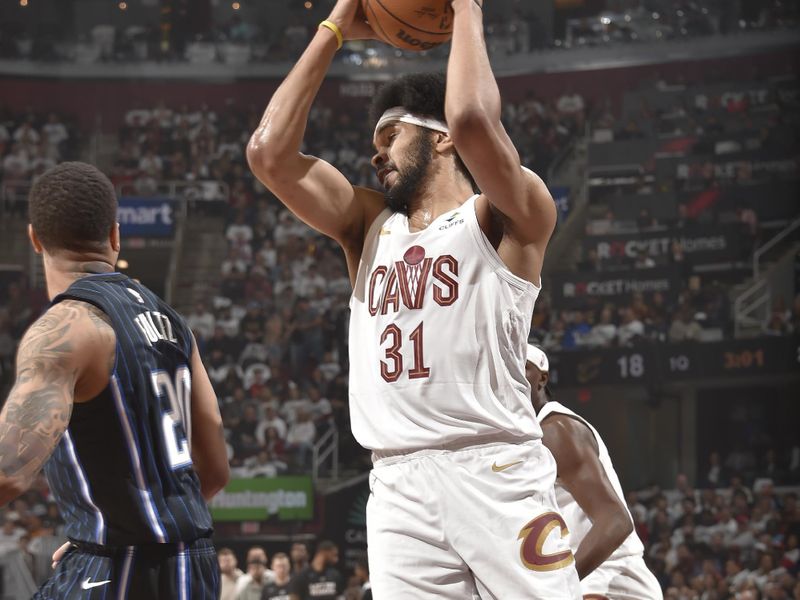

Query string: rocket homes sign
552 267 679 308
583 225 745 267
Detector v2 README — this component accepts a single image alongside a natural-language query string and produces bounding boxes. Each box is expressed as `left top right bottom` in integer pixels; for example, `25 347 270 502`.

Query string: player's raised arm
0 301 113 505
445 0 556 273
246 0 382 251
541 415 634 579
188 337 229 500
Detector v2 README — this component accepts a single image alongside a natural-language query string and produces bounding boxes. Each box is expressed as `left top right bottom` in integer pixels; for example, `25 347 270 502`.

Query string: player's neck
406 170 474 232
42 252 116 300
531 394 548 414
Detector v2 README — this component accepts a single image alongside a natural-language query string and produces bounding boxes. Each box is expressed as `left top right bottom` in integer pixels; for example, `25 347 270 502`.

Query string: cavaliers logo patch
517 512 575 572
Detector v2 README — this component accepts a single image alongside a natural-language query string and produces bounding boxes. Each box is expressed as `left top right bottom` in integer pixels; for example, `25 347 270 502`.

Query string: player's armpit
541 415 634 580
0 302 87 504
188 338 229 501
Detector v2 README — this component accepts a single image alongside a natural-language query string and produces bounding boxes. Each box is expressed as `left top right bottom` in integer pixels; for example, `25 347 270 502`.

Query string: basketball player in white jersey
247 0 580 596
526 345 663 600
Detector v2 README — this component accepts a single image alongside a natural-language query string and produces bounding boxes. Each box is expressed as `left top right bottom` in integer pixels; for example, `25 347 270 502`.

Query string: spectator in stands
286 410 316 471
318 351 341 383
0 516 25 552
291 542 310 575
235 546 274 600
765 300 793 336
239 450 287 478
307 385 333 429
578 247 603 272
290 541 345 600
13 120 40 149
617 307 645 346
287 297 324 375
257 406 287 442
218 548 244 600
354 559 372 600
562 310 591 349
669 307 703 342
583 306 616 347
231 403 263 461
186 301 216 340
262 552 292 599
703 451 728 489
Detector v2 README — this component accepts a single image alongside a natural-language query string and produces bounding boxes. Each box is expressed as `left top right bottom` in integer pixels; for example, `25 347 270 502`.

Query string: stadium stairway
170 210 228 314
542 137 589 278
733 232 800 338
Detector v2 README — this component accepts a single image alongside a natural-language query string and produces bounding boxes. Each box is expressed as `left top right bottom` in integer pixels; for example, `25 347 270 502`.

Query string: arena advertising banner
209 477 313 521
658 152 800 185
549 336 800 387
551 267 679 308
583 224 745 267
117 196 175 238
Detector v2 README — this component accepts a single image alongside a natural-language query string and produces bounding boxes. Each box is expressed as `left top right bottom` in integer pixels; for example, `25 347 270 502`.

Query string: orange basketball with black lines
362 0 454 51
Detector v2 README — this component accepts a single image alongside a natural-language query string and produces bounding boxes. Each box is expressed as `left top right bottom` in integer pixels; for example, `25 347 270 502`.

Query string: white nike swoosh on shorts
81 578 111 590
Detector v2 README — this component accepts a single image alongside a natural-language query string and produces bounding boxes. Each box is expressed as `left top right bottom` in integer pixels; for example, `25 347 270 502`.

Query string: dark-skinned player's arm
0 300 115 506
540 414 634 579
246 0 382 257
188 336 229 501
445 0 556 282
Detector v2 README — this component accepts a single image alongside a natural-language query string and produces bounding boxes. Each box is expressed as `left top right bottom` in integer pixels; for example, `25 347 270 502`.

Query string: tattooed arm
0 300 115 505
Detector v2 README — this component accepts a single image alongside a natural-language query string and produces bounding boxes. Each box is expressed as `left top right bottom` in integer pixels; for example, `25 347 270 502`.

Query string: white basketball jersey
349 194 543 452
538 401 645 559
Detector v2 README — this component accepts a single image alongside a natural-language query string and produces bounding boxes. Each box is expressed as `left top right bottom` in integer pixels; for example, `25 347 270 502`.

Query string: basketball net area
403 244 426 299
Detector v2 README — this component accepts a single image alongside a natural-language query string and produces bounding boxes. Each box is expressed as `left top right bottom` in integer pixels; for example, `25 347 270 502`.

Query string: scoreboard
548 336 800 387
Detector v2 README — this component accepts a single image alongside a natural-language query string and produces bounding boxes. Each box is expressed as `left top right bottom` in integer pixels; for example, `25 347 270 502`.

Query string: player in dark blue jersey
0 162 230 599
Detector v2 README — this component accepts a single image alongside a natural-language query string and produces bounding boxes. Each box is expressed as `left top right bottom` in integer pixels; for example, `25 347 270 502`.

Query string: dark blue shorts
33 537 219 599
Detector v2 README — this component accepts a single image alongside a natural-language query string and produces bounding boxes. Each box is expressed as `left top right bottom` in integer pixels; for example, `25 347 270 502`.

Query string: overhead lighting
117 259 129 269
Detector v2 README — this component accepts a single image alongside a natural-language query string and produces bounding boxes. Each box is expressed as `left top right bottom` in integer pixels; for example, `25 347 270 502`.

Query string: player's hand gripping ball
361 0 454 51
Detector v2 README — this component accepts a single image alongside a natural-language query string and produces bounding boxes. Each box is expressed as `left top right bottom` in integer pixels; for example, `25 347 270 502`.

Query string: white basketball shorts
581 555 663 600
366 439 582 599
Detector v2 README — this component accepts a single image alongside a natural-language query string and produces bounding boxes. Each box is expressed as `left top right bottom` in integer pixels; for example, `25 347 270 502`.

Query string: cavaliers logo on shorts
517 511 575 572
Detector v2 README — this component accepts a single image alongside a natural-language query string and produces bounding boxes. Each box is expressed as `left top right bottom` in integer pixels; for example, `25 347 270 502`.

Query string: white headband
526 344 549 372
374 106 450 138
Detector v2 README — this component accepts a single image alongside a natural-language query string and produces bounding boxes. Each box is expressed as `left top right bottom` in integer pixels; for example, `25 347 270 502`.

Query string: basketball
362 0 454 52
403 245 426 265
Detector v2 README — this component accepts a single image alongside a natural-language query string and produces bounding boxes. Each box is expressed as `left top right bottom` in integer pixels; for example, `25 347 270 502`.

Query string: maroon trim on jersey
432 255 459 306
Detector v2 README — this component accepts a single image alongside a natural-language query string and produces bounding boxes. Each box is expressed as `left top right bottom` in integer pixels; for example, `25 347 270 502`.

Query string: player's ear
28 224 44 254
434 131 455 155
110 223 121 253
539 371 549 391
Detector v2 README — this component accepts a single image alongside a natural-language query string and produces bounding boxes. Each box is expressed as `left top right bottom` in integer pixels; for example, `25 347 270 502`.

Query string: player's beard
384 131 434 215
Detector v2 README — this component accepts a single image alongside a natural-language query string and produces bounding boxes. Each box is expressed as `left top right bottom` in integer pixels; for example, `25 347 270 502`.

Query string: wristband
319 20 344 50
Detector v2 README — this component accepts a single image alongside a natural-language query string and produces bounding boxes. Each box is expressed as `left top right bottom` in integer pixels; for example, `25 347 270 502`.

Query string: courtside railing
312 426 340 484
